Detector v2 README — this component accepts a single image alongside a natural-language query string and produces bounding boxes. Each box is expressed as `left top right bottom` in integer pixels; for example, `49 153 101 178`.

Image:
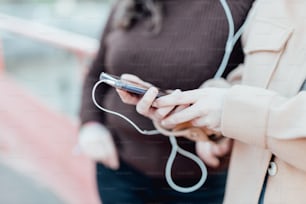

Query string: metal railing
0 13 99 74
0 13 101 204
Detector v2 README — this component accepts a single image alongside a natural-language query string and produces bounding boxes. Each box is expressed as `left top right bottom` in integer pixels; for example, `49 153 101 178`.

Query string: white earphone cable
91 0 247 193
92 80 208 193
92 80 160 135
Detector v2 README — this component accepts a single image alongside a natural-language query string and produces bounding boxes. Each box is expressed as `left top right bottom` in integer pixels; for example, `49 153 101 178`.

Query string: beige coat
221 0 306 203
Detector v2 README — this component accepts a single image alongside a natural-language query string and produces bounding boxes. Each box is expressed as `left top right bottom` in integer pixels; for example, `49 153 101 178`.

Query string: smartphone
100 72 167 97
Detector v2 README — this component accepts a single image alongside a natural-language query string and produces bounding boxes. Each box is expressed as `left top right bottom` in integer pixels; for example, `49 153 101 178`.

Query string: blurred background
0 0 112 203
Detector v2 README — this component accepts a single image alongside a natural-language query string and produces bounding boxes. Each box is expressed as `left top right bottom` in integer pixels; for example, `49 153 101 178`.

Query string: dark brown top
80 0 254 179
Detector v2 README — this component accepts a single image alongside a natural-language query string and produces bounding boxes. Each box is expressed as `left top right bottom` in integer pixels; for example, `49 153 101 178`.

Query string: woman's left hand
153 88 228 131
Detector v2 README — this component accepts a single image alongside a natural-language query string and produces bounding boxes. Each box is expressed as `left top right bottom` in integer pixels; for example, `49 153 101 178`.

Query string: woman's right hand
116 74 177 126
78 122 119 170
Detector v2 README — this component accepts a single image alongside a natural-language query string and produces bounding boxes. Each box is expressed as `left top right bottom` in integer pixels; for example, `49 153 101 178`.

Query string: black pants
96 161 227 204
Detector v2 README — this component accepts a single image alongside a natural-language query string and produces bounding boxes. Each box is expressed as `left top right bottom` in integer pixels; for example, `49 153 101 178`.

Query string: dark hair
112 0 163 34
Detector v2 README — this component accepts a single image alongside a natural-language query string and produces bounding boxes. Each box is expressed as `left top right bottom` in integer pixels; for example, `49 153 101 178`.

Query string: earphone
91 0 252 193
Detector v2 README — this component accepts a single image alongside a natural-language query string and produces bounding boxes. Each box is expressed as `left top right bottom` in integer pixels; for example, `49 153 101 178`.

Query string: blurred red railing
0 39 4 74
0 13 101 204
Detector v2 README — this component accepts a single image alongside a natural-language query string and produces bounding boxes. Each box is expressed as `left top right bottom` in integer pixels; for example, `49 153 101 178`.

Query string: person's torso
103 0 254 178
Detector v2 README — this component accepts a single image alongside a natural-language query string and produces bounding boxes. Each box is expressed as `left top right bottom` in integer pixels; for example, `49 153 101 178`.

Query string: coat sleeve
79 5 116 125
221 85 306 171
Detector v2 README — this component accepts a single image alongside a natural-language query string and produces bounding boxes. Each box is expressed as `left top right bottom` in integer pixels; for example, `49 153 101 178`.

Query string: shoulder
241 0 303 52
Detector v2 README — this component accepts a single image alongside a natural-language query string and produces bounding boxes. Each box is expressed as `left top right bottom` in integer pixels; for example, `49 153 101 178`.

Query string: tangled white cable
91 0 250 193
92 80 208 193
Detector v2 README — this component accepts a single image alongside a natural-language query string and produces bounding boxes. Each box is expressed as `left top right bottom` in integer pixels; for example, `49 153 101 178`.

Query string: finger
103 148 120 170
191 112 222 131
154 106 175 121
210 142 223 157
153 102 188 121
157 105 189 128
161 104 205 127
136 87 159 117
210 138 232 157
173 104 190 113
191 117 211 127
99 136 120 170
116 89 141 105
192 116 219 128
200 78 231 88
152 89 181 108
217 138 232 156
196 141 220 167
153 89 201 107
121 74 153 88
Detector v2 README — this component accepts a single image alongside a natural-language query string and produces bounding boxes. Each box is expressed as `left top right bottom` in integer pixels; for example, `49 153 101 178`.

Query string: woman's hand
116 74 154 105
196 138 232 168
116 74 177 124
78 122 119 170
153 88 228 131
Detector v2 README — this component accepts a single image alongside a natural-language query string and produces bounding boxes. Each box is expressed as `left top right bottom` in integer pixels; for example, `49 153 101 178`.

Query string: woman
79 0 253 203
120 0 306 203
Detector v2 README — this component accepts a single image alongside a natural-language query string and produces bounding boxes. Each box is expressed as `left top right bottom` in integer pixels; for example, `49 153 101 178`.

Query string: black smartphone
100 72 167 97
